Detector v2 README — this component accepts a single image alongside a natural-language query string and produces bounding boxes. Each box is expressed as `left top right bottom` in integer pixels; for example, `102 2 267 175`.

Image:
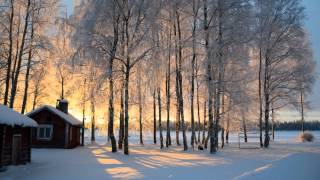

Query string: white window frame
37 124 53 140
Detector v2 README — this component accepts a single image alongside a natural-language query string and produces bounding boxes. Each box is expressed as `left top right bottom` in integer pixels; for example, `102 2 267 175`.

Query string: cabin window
37 124 53 140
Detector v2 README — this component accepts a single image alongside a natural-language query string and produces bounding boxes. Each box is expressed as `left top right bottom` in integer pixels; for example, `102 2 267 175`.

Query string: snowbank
0 104 38 127
298 131 315 142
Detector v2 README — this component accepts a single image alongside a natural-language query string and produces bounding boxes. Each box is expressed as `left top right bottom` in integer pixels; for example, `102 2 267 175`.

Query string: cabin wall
30 110 66 148
68 126 80 148
0 125 31 166
29 109 80 149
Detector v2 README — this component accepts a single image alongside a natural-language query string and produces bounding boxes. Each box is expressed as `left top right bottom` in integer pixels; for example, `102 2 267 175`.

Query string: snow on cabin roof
0 104 38 127
26 105 82 126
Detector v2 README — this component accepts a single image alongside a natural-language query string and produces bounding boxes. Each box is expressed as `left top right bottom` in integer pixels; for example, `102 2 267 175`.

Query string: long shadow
88 144 229 179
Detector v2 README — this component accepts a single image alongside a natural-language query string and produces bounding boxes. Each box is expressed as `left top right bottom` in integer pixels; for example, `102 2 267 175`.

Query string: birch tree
190 0 200 148
256 0 306 147
118 0 157 155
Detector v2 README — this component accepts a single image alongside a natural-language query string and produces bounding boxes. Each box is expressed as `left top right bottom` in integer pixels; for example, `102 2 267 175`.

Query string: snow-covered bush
299 131 314 142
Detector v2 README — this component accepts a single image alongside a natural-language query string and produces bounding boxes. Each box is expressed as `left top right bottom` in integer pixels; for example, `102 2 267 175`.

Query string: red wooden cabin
26 100 82 149
0 105 38 169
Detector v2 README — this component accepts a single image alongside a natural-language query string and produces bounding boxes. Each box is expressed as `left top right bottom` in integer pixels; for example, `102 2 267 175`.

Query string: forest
0 0 316 155
275 121 320 131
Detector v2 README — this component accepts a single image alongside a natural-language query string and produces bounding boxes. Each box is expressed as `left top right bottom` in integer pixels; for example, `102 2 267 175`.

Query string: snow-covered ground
1 131 320 180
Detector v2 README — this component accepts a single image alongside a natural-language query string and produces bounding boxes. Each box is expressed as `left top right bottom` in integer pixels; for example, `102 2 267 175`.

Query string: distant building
0 105 38 169
26 100 82 149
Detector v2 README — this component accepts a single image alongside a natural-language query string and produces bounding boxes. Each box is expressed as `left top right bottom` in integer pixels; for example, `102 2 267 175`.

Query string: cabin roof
0 104 38 127
26 105 82 126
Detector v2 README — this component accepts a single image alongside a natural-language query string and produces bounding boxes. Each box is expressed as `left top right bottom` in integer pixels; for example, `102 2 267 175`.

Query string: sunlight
97 158 123 165
89 145 142 178
105 167 143 179
91 149 106 155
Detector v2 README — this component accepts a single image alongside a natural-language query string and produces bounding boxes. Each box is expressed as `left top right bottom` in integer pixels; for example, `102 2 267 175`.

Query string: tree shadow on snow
88 144 229 179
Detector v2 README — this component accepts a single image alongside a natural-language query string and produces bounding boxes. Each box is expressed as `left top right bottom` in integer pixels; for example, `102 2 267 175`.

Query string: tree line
275 121 320 131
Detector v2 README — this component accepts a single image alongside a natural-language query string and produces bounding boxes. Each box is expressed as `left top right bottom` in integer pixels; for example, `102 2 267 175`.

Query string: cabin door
12 134 22 165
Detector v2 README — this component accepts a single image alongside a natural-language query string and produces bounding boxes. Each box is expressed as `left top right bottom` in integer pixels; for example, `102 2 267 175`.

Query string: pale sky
60 0 320 121
302 0 320 110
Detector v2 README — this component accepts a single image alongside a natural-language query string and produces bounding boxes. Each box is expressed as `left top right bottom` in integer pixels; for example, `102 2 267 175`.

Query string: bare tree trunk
91 99 95 142
194 0 201 146
118 80 125 149
258 46 263 147
139 98 143 145
241 109 248 143
32 87 38 110
158 88 164 149
204 126 210 149
11 9 21 102
221 93 225 148
108 73 117 152
108 18 119 149
10 0 31 108
190 0 199 149
124 65 130 155
21 13 35 114
12 17 20 89
107 1 120 145
137 70 143 145
213 0 224 150
190 59 196 148
118 20 125 150
202 100 206 144
176 10 188 151
3 0 14 106
203 0 215 153
175 102 180 146
300 86 305 132
108 43 117 152
263 55 270 148
196 80 201 144
120 0 149 154
264 97 270 148
221 127 224 146
173 13 180 147
123 9 130 154
81 78 86 146
271 103 275 140
166 32 171 147
226 98 231 144
153 89 157 144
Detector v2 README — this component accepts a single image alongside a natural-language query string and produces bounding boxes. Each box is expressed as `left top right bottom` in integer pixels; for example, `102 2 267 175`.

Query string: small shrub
299 131 314 142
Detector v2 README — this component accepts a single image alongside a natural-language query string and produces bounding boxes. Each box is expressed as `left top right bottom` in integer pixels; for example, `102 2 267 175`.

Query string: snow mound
298 132 314 142
26 105 82 126
0 104 38 127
